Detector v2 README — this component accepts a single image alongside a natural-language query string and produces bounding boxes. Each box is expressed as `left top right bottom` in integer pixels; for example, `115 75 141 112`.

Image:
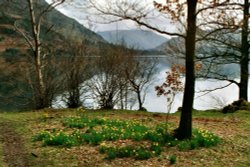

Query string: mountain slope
0 0 105 50
156 37 185 54
98 29 169 50
0 0 106 111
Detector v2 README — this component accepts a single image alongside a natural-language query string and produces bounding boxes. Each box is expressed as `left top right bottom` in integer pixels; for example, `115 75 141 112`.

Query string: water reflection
144 57 248 113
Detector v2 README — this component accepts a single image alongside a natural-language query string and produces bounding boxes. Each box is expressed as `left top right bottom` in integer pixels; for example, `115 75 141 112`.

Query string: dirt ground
0 122 30 167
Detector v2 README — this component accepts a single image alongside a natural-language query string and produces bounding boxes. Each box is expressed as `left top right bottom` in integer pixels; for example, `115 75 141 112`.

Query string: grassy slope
0 143 6 167
0 109 249 167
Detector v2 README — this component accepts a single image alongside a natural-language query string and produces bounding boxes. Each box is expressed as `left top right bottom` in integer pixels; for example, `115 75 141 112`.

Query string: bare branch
196 82 234 98
14 21 35 51
86 0 185 38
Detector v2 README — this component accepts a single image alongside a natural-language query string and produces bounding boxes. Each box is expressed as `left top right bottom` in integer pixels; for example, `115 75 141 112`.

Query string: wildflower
100 142 106 146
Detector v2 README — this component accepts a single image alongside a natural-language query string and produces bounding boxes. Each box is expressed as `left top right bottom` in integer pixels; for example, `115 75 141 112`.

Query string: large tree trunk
27 0 46 109
35 50 46 109
239 0 249 101
175 0 197 140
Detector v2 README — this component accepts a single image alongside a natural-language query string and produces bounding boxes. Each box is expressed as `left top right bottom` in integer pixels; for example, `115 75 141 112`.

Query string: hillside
0 0 105 51
0 109 249 166
0 0 107 111
98 29 169 50
156 37 185 54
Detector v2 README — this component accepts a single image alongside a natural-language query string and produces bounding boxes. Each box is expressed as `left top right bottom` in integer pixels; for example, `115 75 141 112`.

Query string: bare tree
87 43 153 110
13 0 65 109
87 45 123 109
125 57 158 111
60 40 94 108
115 45 132 110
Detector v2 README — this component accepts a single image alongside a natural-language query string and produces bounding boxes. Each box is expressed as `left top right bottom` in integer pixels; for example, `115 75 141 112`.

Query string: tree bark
27 0 46 109
175 0 197 140
120 85 124 109
239 0 249 101
137 89 143 110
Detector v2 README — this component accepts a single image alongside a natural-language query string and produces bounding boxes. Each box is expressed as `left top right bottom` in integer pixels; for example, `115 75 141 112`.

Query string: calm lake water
54 56 249 113
144 57 248 113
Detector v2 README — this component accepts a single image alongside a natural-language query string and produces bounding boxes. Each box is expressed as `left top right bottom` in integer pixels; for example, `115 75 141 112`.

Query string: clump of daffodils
194 128 221 147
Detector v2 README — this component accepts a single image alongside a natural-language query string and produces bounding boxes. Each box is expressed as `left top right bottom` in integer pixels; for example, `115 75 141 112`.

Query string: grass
32 116 220 158
0 109 250 166
0 143 7 167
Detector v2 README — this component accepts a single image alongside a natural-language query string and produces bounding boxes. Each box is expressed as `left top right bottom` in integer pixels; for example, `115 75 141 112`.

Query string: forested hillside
0 0 106 110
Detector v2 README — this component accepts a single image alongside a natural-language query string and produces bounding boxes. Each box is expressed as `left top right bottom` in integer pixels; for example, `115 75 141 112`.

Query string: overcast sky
45 0 175 33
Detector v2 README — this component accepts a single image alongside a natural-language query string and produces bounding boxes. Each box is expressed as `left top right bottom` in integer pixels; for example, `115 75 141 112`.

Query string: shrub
193 129 220 147
177 129 220 151
178 140 190 151
162 133 176 145
99 147 106 154
135 147 152 160
99 144 111 153
150 142 162 156
107 149 116 160
143 131 163 142
80 132 104 145
63 117 91 128
222 104 237 114
169 155 177 165
115 146 133 158
190 139 199 150
222 99 247 113
43 132 76 147
155 127 165 135
32 131 52 141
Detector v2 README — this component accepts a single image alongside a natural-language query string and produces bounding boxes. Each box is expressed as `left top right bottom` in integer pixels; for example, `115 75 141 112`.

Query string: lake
143 57 248 113
54 56 249 113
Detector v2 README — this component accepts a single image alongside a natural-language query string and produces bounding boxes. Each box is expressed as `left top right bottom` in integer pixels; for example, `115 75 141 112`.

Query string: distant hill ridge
98 29 169 50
